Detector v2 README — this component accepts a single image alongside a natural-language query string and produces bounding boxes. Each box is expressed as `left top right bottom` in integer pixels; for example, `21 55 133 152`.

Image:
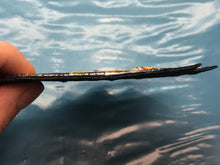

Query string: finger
0 41 44 134
0 82 44 134
0 41 36 75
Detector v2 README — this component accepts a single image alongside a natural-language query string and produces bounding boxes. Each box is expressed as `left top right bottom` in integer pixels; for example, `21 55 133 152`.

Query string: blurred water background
0 0 220 164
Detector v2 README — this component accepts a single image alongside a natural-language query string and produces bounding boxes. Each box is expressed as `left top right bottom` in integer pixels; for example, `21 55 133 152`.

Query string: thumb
0 82 44 134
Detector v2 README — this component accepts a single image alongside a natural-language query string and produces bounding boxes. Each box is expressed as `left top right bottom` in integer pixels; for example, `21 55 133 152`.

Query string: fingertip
0 41 36 75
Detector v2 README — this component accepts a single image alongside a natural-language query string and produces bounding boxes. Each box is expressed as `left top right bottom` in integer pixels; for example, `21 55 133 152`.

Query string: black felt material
0 63 217 84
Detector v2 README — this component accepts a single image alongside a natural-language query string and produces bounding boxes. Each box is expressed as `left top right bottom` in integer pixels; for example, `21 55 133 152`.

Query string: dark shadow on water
0 84 189 165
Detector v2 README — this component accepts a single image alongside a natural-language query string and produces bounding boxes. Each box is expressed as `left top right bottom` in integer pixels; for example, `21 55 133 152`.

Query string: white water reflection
97 120 177 143
159 1 220 44
126 135 215 165
97 17 125 23
94 49 129 64
1 0 219 71
93 0 135 8
126 149 161 165
170 143 212 158
186 125 220 136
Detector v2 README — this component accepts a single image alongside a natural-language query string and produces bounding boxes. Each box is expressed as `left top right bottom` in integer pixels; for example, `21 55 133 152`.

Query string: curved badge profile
0 63 217 84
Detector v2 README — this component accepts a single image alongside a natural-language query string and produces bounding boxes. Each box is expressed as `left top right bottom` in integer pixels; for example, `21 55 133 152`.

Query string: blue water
0 0 220 164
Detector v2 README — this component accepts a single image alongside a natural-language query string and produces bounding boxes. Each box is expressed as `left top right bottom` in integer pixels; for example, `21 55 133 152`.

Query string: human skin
0 41 44 134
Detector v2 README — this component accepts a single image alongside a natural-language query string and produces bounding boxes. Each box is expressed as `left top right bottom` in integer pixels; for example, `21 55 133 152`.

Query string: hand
0 41 44 134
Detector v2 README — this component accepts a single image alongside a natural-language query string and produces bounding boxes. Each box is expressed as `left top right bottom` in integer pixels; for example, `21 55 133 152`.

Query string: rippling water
0 0 220 164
